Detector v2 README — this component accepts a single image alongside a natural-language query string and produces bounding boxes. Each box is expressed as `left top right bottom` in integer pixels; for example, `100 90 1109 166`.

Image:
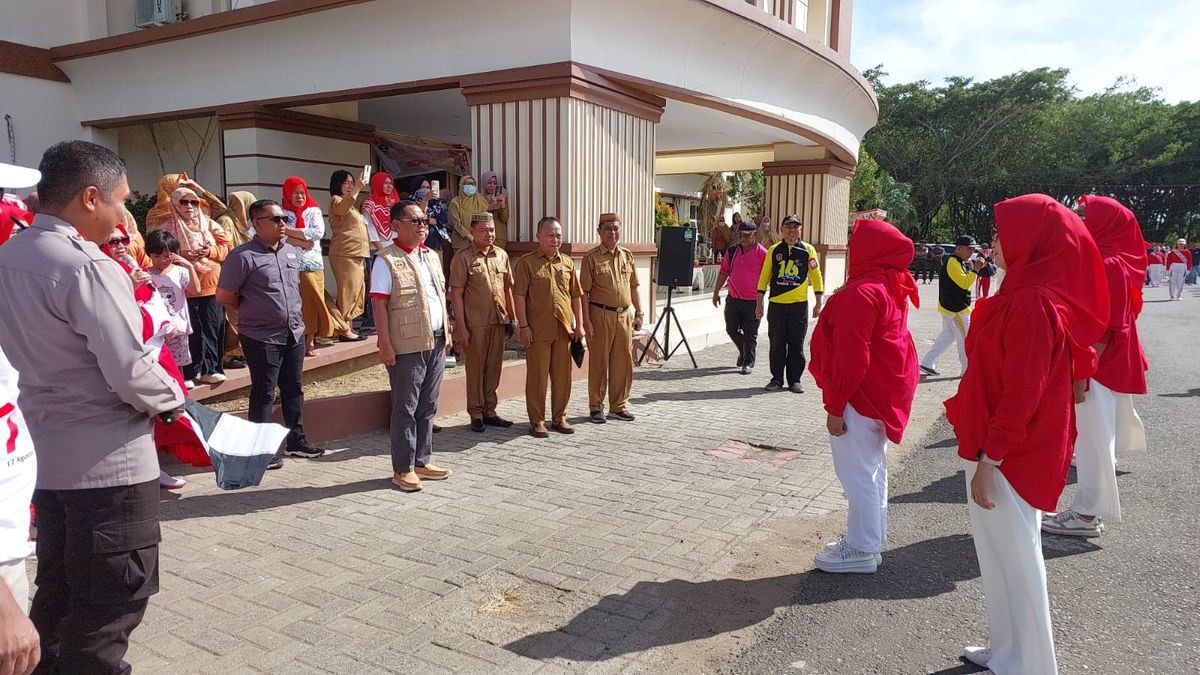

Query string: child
808 219 920 573
145 229 201 387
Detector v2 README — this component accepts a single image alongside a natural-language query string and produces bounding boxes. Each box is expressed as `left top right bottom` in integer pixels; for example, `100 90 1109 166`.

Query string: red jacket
809 220 920 444
946 195 1108 511
1166 248 1193 267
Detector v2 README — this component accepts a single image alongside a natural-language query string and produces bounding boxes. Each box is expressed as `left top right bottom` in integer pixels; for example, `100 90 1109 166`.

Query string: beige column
462 64 665 317
763 157 854 288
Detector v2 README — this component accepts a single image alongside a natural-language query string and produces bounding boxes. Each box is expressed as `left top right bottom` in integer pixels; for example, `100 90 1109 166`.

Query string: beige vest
379 244 448 355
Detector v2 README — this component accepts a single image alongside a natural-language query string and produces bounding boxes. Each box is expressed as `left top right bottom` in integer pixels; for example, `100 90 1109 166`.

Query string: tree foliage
726 170 765 217
862 67 1200 243
697 172 730 236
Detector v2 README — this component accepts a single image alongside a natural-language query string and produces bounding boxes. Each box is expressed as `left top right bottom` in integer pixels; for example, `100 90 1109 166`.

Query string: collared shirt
513 249 581 338
580 244 639 308
758 240 824 304
0 215 185 490
448 243 511 327
218 236 305 345
719 242 768 300
370 246 444 332
283 207 326 271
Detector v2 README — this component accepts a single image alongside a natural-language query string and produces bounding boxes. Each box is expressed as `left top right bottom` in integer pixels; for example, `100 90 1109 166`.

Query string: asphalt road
728 282 1200 674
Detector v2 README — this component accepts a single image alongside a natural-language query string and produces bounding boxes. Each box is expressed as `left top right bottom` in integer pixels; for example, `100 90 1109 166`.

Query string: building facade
1 0 877 301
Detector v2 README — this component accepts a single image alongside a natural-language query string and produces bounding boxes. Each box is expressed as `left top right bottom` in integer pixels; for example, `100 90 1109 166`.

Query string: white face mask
462 185 477 197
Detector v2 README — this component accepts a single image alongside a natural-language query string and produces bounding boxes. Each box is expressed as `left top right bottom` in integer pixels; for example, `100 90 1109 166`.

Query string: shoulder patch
809 258 819 269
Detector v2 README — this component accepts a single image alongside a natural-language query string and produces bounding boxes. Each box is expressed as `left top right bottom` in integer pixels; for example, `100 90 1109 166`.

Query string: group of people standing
1147 239 1195 300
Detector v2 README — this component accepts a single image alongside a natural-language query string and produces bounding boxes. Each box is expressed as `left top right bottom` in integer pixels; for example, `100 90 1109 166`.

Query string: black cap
955 235 976 247
781 215 802 226
737 220 757 232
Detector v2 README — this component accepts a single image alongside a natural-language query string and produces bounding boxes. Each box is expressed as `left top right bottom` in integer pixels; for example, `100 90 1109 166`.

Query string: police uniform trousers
965 460 1058 675
921 312 970 376
464 323 505 419
587 306 634 413
829 404 889 553
525 325 573 425
1071 379 1129 521
224 305 243 359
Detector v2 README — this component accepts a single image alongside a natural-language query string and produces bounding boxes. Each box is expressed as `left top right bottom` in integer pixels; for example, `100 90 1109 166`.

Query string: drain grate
709 440 800 467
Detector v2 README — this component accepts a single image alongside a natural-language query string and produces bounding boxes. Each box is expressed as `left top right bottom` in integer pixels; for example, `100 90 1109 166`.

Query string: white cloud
851 0 1200 102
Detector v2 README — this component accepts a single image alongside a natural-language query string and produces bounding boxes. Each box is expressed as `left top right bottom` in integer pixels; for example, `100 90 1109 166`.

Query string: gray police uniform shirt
0 215 185 490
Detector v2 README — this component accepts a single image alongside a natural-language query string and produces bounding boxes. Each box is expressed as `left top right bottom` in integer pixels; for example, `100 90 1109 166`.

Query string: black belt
589 302 628 313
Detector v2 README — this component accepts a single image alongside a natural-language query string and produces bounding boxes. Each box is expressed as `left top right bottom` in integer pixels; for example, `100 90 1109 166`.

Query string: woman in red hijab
1041 195 1149 538
809 219 920 574
946 194 1108 674
282 176 355 355
361 171 399 250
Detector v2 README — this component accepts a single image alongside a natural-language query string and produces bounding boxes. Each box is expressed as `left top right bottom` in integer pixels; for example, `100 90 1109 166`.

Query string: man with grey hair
0 141 185 673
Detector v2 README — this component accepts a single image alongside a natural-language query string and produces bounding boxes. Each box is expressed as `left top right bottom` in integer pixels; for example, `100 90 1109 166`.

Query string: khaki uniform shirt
449 243 511 327
0 215 185 490
328 194 370 258
513 249 581 338
580 245 639 309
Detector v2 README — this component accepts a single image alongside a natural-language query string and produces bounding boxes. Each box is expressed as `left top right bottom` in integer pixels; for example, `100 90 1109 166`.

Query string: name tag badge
287 253 297 260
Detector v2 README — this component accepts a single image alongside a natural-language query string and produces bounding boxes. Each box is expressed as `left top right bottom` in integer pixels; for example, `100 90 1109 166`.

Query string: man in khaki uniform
581 213 643 423
449 212 517 433
514 217 585 438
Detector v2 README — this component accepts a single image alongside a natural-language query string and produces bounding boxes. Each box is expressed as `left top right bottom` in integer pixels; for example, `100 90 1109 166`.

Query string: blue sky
850 0 1200 102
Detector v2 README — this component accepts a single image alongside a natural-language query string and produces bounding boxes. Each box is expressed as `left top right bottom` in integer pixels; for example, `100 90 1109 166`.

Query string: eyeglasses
107 236 131 246
397 217 429 225
254 215 288 224
178 199 201 207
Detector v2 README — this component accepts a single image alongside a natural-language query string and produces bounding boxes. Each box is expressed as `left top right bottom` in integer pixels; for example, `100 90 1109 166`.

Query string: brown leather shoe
551 421 575 434
391 471 422 492
529 423 550 438
415 464 452 480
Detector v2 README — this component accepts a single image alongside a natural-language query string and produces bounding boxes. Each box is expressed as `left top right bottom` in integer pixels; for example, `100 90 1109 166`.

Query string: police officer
581 213 643 423
449 212 516 432
513 217 585 438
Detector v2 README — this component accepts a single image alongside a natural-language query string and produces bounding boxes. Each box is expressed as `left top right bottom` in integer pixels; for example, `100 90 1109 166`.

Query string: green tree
726 170 765 216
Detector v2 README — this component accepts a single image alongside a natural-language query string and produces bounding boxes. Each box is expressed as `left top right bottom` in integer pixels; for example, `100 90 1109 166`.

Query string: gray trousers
386 334 446 474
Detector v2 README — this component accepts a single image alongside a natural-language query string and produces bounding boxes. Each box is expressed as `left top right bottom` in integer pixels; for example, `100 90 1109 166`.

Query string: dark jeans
386 334 446 474
185 295 226 379
767 301 809 386
358 253 375 330
241 333 307 452
724 297 760 367
30 480 160 675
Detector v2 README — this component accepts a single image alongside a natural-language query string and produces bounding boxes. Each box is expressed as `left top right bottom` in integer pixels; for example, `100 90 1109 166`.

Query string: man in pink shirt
712 220 769 374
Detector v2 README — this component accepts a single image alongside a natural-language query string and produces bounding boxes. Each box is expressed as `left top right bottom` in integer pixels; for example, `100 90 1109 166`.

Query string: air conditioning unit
135 0 183 28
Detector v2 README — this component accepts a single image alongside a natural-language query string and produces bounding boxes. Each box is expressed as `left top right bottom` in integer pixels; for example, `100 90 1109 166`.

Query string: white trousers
1114 393 1147 454
1168 262 1187 298
965 460 1058 675
921 312 970 375
0 558 28 614
1148 263 1165 287
1071 380 1122 521
829 404 889 553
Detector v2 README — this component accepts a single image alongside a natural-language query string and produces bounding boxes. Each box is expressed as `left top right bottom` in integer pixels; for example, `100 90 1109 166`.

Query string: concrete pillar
461 64 665 316
762 155 854 288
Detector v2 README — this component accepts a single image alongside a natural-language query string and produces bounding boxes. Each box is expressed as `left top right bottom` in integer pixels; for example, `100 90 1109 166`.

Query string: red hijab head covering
282 176 318 227
987 194 1109 377
369 172 399 208
847 219 919 309
1079 194 1147 315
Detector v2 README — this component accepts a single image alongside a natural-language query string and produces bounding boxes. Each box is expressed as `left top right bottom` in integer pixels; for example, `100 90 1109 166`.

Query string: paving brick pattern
107 283 959 673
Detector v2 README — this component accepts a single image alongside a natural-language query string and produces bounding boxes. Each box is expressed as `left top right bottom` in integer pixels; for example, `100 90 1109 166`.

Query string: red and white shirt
1166 248 1193 268
0 344 36 564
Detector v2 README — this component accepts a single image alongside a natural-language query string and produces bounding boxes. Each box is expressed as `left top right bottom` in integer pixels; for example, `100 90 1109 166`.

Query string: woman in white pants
1044 195 1150 537
945 194 1109 674
809 219 920 573
1165 240 1192 300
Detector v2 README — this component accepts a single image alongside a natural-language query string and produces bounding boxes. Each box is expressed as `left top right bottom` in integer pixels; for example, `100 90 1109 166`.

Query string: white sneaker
1041 510 1103 537
963 645 991 668
184 379 197 389
198 373 226 384
824 537 883 566
815 539 879 573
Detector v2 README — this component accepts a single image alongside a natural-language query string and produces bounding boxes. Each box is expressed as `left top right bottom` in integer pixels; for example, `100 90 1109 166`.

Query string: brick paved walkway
118 283 962 673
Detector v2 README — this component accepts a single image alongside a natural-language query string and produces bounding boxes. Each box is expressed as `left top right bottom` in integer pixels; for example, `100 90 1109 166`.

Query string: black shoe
789 382 805 394
267 457 284 470
482 415 513 427
608 410 635 422
223 357 246 370
736 355 745 368
590 410 607 424
764 380 784 392
284 444 325 459
433 424 443 433
470 418 485 432
358 326 376 336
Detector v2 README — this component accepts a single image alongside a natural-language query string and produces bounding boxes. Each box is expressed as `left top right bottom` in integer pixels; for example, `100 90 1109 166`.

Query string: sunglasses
254 215 288 224
178 199 201 207
397 217 430 225
108 236 131 246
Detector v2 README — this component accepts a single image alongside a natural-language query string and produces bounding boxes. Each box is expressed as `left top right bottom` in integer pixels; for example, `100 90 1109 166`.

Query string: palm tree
697 172 729 237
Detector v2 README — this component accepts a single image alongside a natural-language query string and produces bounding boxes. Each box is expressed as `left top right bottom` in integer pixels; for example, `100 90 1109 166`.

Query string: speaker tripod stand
636 285 697 368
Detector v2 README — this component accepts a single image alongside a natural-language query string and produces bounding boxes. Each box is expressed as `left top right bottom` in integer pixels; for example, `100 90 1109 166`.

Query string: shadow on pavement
634 366 732 382
158 478 390 520
891 471 965 504
925 436 958 449
1159 388 1200 398
636 387 773 403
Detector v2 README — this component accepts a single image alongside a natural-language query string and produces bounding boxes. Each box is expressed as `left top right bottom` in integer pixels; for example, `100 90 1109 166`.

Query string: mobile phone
363 164 371 182
430 180 440 196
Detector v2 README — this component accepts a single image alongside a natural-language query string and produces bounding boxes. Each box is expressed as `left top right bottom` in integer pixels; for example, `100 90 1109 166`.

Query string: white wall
0 0 90 46
115 117 224 197
0 74 86 169
654 174 705 197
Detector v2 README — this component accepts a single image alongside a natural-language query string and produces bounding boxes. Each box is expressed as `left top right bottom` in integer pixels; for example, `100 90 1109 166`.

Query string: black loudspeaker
656 226 696 287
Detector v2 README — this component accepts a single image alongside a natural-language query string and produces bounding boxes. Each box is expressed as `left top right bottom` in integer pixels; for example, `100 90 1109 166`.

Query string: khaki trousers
525 326 572 425
300 270 349 341
224 306 243 358
587 306 634 412
464 323 505 419
330 255 366 323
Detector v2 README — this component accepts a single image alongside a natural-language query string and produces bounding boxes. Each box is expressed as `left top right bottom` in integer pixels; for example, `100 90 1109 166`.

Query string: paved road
730 282 1200 674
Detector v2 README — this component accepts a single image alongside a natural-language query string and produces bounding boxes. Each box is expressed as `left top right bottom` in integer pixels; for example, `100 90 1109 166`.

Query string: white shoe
1041 510 1103 537
184 379 197 389
198 373 226 384
824 537 883 566
963 645 991 668
815 539 879 573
